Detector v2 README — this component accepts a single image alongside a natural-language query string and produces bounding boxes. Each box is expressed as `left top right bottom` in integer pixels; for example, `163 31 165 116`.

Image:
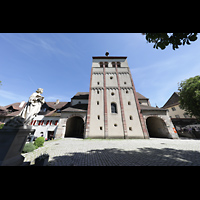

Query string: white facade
31 115 59 140
86 56 147 139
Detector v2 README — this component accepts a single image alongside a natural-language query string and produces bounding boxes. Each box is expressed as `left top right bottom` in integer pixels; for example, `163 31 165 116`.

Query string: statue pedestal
0 128 35 166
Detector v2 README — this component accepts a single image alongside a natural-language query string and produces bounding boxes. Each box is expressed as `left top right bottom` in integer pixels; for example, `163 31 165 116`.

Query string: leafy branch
142 33 198 50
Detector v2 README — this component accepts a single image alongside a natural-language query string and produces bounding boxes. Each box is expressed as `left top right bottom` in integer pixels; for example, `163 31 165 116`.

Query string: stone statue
19 88 45 125
4 88 45 128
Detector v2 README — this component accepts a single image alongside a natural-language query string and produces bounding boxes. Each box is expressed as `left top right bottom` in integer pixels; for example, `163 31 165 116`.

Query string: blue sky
0 33 200 107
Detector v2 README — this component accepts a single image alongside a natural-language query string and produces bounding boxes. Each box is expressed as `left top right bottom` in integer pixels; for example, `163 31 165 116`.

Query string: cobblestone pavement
23 138 200 166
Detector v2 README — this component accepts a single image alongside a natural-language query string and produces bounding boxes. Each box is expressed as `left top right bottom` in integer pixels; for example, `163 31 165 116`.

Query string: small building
162 92 199 129
0 102 26 124
30 100 69 140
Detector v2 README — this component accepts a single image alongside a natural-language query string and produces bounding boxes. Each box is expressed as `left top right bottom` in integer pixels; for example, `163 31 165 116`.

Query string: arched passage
146 117 172 139
65 116 84 138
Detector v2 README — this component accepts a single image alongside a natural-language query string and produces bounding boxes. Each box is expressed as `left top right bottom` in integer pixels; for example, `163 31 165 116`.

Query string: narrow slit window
111 102 117 113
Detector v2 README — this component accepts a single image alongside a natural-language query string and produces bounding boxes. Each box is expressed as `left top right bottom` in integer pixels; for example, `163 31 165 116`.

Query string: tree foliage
178 75 200 119
142 33 198 50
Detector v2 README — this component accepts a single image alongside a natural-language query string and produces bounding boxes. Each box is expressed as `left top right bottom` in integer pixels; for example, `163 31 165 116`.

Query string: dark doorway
48 131 54 140
146 117 172 138
65 116 84 138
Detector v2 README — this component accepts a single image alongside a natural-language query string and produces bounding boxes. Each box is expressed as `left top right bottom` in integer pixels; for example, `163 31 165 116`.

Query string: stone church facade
85 54 178 139
0 53 179 140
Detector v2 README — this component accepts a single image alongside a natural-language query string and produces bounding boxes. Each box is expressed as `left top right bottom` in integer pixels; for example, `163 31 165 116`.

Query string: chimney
19 101 26 108
55 99 60 105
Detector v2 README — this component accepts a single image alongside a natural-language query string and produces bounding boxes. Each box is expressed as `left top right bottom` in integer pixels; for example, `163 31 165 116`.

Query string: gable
162 92 180 108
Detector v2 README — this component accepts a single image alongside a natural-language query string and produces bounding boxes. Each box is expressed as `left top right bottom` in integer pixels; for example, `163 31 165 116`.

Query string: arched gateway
65 116 84 138
146 116 173 139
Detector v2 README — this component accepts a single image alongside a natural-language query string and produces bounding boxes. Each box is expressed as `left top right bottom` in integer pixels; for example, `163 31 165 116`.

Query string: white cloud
130 46 200 107
0 89 27 106
0 33 81 61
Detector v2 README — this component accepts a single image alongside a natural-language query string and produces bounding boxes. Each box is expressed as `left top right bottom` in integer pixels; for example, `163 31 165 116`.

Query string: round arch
146 116 172 139
65 116 84 138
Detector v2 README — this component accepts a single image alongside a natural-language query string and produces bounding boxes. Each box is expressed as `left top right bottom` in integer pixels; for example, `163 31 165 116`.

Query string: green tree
178 75 200 119
142 33 198 50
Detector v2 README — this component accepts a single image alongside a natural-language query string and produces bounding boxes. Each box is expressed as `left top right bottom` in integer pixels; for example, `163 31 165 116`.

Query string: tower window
97 90 99 94
100 62 103 68
130 115 133 120
117 62 121 67
114 124 117 127
124 82 127 85
129 127 132 131
110 76 113 79
97 82 100 85
105 62 108 67
128 101 131 105
100 126 103 130
126 90 129 94
112 62 115 68
97 115 100 120
111 102 117 113
97 101 99 105
111 92 115 96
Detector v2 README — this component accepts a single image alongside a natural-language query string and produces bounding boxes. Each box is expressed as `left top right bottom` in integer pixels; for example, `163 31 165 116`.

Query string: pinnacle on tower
105 51 109 56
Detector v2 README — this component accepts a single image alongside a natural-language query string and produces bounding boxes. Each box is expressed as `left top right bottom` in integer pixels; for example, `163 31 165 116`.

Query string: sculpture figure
4 88 44 128
19 88 44 125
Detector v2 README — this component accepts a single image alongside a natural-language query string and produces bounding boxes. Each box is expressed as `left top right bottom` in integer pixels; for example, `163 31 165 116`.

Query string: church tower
85 52 149 139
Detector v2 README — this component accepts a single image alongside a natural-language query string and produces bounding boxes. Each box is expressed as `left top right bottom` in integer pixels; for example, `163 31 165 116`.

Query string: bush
0 123 4 129
22 143 36 153
34 137 45 148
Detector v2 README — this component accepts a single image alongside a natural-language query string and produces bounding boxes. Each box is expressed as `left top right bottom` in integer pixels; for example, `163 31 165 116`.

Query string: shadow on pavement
48 147 200 166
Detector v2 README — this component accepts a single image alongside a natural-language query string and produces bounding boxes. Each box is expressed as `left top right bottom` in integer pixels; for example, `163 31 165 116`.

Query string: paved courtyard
23 138 200 166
